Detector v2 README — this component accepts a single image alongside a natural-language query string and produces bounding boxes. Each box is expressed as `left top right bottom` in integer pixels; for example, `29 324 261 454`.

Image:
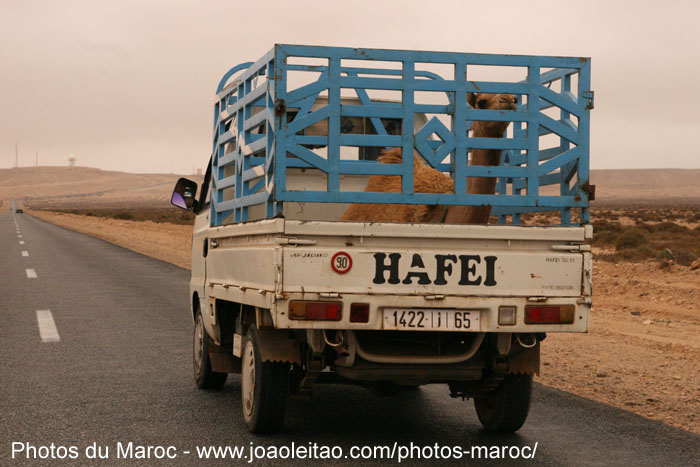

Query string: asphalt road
1 209 698 466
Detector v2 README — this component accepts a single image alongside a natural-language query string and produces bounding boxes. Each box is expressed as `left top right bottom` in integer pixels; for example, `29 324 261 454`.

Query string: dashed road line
22 251 29 257
19 241 25 245
26 268 37 278
36 310 60 343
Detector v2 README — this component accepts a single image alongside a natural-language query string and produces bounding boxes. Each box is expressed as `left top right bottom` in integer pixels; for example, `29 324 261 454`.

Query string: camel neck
442 122 505 224
470 147 502 167
470 122 505 167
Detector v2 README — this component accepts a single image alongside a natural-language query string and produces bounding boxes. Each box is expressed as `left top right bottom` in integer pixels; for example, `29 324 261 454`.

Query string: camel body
341 93 517 225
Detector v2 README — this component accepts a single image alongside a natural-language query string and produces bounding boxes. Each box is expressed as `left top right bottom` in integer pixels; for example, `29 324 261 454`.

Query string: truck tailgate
283 248 583 297
281 221 590 298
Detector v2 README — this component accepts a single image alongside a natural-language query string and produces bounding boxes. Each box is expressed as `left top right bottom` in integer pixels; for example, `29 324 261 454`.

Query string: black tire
193 307 228 389
474 373 532 432
241 326 289 433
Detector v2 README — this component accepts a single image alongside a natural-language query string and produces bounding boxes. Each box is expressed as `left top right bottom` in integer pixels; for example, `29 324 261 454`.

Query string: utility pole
15 142 18 168
35 152 38 166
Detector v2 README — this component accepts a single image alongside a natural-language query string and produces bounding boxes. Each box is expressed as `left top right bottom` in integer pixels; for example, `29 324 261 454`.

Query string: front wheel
241 326 289 433
474 373 532 432
193 307 227 389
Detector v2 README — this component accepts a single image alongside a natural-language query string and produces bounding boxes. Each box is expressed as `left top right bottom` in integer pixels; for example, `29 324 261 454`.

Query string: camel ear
467 92 477 108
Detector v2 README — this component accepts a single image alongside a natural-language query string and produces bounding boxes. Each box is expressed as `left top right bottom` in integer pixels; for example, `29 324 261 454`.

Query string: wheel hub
242 341 256 417
193 314 204 374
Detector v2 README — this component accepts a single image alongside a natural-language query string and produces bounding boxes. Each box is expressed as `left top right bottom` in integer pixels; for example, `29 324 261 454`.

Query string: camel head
467 92 518 136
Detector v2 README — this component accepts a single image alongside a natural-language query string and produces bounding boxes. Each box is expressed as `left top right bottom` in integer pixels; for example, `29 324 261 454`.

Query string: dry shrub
592 207 700 267
635 221 654 232
597 244 659 264
42 207 195 225
591 220 622 245
653 221 689 233
615 228 649 250
672 249 698 267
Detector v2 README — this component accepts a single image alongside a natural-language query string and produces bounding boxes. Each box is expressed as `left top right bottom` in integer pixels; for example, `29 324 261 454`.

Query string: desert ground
4 165 700 434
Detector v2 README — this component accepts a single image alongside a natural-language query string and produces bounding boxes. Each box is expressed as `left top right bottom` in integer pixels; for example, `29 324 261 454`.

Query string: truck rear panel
204 219 591 334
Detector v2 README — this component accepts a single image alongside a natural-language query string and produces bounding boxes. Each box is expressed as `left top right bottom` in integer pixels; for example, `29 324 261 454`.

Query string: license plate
382 309 480 331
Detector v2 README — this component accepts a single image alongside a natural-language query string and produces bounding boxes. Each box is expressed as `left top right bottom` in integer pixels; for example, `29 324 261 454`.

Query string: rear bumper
335 360 483 384
272 293 590 333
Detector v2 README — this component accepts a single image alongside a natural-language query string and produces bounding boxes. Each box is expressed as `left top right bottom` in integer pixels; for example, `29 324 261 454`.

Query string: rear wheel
474 373 532 432
193 307 227 389
241 326 289 433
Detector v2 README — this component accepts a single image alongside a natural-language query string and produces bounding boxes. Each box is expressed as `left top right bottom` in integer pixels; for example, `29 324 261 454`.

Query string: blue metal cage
210 44 592 226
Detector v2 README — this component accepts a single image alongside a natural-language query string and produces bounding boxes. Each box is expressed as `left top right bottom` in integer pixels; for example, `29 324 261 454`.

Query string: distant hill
1 166 699 208
0 166 203 208
589 169 700 205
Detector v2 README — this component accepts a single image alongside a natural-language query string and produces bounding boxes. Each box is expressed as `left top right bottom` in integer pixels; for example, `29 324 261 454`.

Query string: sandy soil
30 210 193 270
28 210 700 435
539 259 700 434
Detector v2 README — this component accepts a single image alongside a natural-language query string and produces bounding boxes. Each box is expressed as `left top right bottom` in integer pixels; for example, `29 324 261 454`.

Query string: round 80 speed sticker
331 251 353 274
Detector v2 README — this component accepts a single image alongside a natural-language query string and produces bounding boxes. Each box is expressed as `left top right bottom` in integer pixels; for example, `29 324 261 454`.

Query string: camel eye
477 99 487 109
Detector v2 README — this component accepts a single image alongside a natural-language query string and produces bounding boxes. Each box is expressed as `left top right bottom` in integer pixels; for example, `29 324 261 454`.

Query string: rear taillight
349 303 370 323
289 301 342 321
525 305 575 324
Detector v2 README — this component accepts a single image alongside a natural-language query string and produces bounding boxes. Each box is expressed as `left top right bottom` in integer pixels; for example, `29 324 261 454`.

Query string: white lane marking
26 268 37 278
36 310 60 343
18 235 22 238
22 251 29 256
19 241 25 245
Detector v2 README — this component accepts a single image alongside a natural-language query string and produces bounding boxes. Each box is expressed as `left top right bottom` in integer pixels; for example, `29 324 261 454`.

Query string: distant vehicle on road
15 208 23 214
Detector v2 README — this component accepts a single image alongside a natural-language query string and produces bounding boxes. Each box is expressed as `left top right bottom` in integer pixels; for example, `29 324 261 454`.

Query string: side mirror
171 178 199 211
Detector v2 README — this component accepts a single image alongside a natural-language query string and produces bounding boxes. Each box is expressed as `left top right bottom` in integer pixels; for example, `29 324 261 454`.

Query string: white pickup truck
172 44 593 434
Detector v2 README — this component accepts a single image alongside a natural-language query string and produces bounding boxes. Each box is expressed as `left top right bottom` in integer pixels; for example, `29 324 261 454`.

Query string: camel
341 92 518 224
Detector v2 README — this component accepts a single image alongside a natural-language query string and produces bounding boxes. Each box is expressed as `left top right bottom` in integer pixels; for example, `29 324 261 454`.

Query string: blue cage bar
210 44 593 226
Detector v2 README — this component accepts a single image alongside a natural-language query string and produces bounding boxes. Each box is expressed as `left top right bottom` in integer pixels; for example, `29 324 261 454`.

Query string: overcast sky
1 0 698 174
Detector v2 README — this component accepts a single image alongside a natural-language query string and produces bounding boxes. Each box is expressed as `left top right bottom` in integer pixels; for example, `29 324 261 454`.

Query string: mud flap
257 328 302 364
208 345 241 373
507 342 540 376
